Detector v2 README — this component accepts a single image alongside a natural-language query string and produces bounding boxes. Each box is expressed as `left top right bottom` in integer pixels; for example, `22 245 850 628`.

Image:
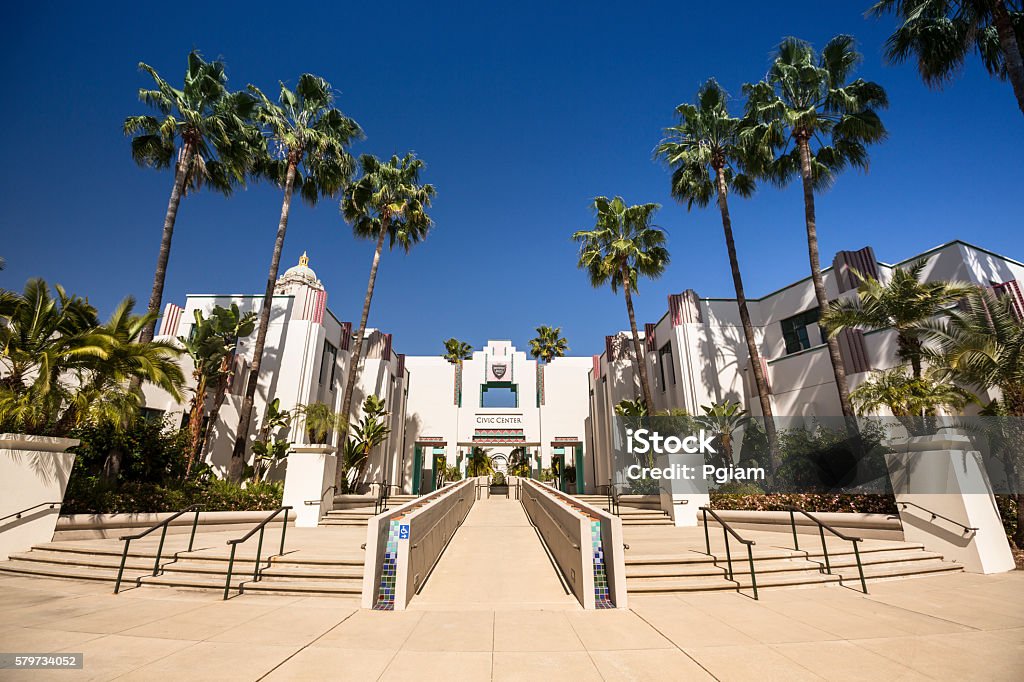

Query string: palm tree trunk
994 1 1024 117
229 159 299 482
336 219 389 492
186 374 207 478
715 167 779 473
202 360 231 457
140 141 193 345
796 136 855 419
621 263 654 409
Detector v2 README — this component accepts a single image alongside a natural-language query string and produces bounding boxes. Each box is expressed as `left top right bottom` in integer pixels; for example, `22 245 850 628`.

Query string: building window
781 308 820 354
320 340 337 386
658 342 675 390
481 383 518 408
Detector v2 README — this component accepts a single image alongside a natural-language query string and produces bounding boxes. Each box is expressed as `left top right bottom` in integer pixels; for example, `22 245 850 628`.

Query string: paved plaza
1 497 1022 680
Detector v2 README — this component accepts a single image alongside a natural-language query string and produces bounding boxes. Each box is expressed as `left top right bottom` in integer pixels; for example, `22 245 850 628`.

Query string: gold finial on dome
298 251 309 267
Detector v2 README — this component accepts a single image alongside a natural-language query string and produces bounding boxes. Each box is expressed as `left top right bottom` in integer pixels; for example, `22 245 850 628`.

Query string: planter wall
52 510 286 541
0 434 79 560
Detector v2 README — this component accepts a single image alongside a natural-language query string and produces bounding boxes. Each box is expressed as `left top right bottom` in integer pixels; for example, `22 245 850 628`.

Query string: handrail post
789 509 799 551
253 527 265 582
819 525 831 574
114 540 131 594
153 525 168 576
279 508 289 556
723 526 733 580
853 540 868 594
747 545 758 600
223 544 237 600
188 508 200 552
702 508 711 555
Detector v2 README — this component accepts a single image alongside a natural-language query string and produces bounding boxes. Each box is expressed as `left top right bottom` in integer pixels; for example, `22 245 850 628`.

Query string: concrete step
625 541 930 566
627 572 841 593
627 551 950 580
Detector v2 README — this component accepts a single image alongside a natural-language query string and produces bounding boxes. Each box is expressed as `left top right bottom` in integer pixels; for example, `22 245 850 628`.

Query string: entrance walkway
410 494 580 610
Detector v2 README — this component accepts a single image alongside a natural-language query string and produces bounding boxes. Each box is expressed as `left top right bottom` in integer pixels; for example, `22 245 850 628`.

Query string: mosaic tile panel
591 520 614 609
373 517 403 610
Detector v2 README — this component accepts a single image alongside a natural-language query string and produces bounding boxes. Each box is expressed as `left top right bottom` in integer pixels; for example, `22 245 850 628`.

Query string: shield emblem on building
491 362 507 379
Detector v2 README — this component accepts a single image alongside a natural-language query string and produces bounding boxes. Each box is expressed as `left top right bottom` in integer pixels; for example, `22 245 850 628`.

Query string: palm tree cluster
0 280 184 445
124 51 434 482
529 326 569 363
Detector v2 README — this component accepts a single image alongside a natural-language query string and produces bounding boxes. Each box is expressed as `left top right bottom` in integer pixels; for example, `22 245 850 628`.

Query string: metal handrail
785 505 868 594
411 497 466 549
0 501 62 525
699 506 758 600
897 501 978 536
114 505 203 594
304 484 336 506
222 506 292 600
527 495 581 550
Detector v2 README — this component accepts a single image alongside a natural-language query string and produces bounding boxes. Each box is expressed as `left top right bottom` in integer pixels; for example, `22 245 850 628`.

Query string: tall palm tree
870 0 1024 116
442 338 473 364
229 74 362 481
529 325 569 363
124 51 258 344
744 35 889 419
573 197 669 409
338 153 435 436
655 78 779 469
821 259 973 379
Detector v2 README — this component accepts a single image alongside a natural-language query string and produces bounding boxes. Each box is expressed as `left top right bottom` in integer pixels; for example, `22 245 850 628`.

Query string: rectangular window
658 342 675 390
481 384 518 408
320 340 337 386
781 308 820 355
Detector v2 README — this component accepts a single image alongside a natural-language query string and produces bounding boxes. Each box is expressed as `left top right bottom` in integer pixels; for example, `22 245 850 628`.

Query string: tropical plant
573 196 669 408
336 394 392 492
178 305 255 477
251 397 292 482
200 305 255 459
528 325 569 363
466 447 494 477
744 35 889 419
442 338 473 364
694 401 752 470
491 470 507 486
655 78 779 469
614 397 649 417
821 260 973 379
869 0 1024 116
338 153 435 445
231 74 362 480
0 280 183 439
339 437 367 493
507 447 531 476
850 367 974 432
295 402 345 443
124 51 258 344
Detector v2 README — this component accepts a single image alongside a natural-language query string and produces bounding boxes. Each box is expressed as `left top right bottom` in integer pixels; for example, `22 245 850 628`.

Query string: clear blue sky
2 1 1021 358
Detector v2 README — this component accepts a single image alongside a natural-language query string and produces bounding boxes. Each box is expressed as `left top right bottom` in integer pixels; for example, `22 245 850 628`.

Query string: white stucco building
143 240 1024 495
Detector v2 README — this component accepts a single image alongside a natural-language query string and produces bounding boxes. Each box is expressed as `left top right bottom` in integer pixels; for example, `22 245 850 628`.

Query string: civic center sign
475 414 523 426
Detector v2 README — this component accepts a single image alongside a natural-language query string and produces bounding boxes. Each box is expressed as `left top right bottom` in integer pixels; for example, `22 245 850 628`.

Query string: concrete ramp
410 495 580 610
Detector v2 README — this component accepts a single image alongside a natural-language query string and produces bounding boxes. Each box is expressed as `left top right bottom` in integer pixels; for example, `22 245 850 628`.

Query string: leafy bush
710 492 897 514
62 477 283 514
491 471 506 486
70 416 190 484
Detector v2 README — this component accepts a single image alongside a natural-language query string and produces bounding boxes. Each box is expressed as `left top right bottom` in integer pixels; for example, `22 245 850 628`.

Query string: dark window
658 342 675 390
320 340 337 386
140 408 165 423
781 308 820 354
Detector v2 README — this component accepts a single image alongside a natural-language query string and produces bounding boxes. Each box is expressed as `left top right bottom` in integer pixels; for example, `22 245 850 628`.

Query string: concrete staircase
320 494 419 527
0 542 365 597
574 494 673 526
625 541 963 594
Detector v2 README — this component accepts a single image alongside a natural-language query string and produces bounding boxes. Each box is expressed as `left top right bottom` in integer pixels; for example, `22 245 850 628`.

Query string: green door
431 448 446 491
574 443 585 494
553 448 565 492
412 444 423 495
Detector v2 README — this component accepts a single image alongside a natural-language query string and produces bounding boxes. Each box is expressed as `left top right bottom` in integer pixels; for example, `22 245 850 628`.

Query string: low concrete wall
700 510 904 541
535 480 628 610
281 445 336 527
52 511 285 541
361 479 474 610
1 434 79 560
404 479 476 602
521 479 594 609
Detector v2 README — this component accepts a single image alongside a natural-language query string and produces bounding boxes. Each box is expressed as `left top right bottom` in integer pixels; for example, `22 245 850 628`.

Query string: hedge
62 476 283 515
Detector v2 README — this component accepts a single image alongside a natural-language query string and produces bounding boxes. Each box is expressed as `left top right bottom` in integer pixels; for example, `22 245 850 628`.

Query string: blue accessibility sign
398 524 410 540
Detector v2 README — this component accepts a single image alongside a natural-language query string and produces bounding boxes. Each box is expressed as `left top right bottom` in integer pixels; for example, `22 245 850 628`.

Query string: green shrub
70 416 190 484
491 471 506 486
709 492 896 514
62 477 283 514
